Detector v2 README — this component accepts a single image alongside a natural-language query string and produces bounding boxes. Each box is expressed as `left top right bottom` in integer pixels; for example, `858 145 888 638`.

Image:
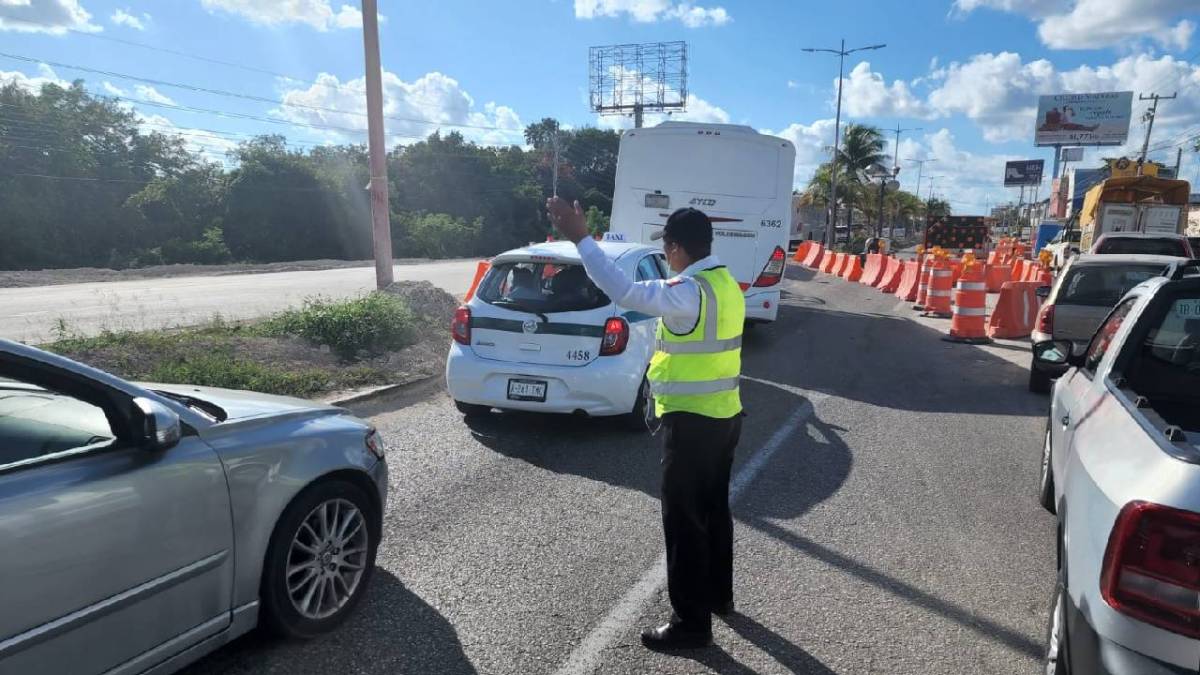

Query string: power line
0 51 525 137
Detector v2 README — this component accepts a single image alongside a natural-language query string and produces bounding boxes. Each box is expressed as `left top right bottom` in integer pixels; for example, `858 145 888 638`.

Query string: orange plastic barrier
1022 262 1053 284
463 260 491 301
878 257 904 292
923 259 954 317
821 251 840 274
840 254 864 282
1011 259 1028 282
894 260 922 301
987 281 1042 339
832 253 850 276
859 254 886 286
803 243 825 267
985 264 1011 293
945 263 991 343
792 241 812 262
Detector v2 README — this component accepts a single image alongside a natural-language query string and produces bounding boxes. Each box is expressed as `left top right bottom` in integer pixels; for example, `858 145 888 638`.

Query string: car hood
139 383 342 422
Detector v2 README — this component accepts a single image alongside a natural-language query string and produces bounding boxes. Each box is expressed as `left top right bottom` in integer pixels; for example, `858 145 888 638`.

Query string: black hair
664 207 713 260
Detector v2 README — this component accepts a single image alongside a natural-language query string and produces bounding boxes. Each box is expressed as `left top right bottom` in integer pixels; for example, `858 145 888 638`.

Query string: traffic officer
546 198 744 650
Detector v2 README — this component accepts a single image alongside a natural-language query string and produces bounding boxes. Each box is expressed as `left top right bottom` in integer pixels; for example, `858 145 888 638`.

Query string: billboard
1004 159 1044 187
924 216 988 251
1035 92 1133 146
1061 147 1084 162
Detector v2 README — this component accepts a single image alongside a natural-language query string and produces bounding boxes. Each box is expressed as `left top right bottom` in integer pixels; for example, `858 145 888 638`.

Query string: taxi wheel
455 401 490 418
622 376 657 432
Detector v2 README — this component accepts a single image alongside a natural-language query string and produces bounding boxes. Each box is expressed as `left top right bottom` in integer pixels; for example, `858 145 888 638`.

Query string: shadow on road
741 516 1043 661
723 612 839 674
179 569 476 675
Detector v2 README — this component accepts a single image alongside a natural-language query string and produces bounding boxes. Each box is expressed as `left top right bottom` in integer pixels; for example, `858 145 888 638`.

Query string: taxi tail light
451 306 471 345
599 317 629 356
1036 303 1055 335
1101 501 1200 638
753 246 787 287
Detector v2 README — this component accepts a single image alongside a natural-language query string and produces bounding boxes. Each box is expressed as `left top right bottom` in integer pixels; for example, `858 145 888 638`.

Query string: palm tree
833 124 887 228
926 197 951 218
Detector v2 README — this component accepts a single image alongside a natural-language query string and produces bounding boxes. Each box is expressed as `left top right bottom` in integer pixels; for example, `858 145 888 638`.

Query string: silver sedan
0 339 388 675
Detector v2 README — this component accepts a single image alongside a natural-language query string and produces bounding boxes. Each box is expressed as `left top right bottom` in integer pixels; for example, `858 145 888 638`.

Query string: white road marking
552 384 824 675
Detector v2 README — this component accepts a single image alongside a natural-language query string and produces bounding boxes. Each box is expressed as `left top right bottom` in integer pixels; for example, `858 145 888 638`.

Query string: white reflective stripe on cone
927 290 952 297
650 377 740 396
957 282 986 291
932 271 952 277
953 307 987 316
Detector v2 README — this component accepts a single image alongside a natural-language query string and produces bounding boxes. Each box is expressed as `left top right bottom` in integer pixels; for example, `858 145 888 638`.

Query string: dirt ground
0 258 463 288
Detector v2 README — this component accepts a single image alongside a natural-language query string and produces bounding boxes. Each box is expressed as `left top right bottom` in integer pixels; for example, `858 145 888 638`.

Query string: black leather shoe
713 600 735 616
640 622 713 650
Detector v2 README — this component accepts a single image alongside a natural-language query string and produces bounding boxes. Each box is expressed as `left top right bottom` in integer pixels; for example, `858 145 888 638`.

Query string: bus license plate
507 379 547 402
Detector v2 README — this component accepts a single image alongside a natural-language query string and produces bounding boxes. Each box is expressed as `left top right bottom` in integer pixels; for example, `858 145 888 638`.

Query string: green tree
834 124 887 227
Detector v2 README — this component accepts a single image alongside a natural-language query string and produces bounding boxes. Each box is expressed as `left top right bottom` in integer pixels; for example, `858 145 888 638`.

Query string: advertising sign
1004 160 1044 187
1035 92 1133 146
1061 147 1084 162
924 216 988 251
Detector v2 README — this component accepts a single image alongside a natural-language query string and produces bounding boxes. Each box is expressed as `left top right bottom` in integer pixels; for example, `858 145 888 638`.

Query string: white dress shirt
575 236 722 335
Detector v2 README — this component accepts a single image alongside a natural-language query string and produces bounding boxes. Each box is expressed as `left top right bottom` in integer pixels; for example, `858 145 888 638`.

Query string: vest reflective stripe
648 266 744 419
654 336 742 354
650 377 740 396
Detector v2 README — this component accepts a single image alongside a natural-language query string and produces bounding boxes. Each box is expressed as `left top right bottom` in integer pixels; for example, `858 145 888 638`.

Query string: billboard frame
1034 91 1133 148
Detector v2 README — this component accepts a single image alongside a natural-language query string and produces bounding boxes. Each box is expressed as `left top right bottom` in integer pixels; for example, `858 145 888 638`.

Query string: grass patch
257 293 416 358
41 292 427 398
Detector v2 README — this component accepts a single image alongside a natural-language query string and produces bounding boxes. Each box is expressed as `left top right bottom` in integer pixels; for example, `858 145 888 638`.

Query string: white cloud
956 0 1196 50
574 0 730 26
760 118 838 188
274 70 525 147
110 8 149 30
0 0 100 33
136 113 240 161
0 65 68 91
841 62 933 119
101 81 126 96
897 129 1035 214
596 92 730 131
787 80 799 89
200 0 372 31
134 84 175 106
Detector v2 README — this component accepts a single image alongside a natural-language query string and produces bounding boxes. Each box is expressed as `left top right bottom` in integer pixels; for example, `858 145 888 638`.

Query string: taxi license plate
507 379 547 402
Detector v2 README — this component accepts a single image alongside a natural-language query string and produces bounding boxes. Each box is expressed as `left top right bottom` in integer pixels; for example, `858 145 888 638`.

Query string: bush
391 211 482 258
161 227 233 265
259 293 416 358
148 352 331 398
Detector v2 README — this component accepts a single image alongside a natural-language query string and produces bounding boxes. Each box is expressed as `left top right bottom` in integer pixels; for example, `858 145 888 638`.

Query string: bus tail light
753 246 787 287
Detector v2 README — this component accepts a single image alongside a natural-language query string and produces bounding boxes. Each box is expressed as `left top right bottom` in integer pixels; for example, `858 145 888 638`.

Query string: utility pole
361 0 392 289
892 124 921 171
803 40 886 248
634 103 644 129
1138 92 1176 167
1174 147 1182 178
905 157 936 204
551 129 560 197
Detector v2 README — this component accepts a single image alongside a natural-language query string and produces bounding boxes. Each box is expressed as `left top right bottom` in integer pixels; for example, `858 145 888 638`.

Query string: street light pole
803 40 886 249
904 158 936 205
361 0 393 289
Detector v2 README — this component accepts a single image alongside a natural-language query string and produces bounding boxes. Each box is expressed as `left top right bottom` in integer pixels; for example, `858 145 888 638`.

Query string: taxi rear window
478 262 610 313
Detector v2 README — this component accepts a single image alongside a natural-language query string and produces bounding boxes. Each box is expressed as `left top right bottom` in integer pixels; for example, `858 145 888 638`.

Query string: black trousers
660 411 742 633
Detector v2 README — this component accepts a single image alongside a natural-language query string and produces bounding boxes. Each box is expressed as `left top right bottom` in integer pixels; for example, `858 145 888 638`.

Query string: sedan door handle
1061 415 1071 428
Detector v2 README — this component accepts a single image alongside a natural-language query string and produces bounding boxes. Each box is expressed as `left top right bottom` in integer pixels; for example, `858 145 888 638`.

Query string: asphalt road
0 260 478 343
181 264 1055 675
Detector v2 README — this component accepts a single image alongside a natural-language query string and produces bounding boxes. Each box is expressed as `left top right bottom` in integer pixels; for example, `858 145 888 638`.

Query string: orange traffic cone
944 258 991 344
923 256 954 318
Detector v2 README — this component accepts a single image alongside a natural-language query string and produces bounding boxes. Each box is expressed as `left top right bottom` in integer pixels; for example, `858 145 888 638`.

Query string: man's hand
546 197 589 244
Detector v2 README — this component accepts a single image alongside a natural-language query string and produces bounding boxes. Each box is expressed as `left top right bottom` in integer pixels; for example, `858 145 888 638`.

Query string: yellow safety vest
648 266 744 418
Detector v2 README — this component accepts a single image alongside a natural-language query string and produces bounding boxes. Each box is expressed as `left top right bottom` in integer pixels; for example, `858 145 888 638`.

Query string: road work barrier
803 243 826 268
944 262 991 344
859 254 886 286
832 253 850 276
895 259 923 302
792 241 812 262
1011 259 1029 282
923 259 954 318
822 251 840 274
464 260 491 301
987 281 1042 339
878 257 903 292
985 264 1011 293
840 254 864 282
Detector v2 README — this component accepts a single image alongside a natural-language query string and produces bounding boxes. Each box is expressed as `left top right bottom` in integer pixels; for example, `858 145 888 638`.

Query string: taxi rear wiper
491 300 549 324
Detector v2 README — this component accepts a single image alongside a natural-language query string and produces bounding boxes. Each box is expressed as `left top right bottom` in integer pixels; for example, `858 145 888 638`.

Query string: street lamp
803 40 886 249
903 158 936 204
866 163 900 239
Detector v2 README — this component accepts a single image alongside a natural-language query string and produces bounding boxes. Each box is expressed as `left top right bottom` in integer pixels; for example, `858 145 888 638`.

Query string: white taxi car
446 240 665 430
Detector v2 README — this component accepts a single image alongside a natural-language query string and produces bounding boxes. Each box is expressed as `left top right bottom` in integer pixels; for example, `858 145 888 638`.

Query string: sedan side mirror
1033 339 1080 368
1035 285 1052 300
133 397 181 451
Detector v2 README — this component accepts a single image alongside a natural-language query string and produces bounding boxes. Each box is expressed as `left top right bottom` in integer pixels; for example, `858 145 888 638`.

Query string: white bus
608 122 796 323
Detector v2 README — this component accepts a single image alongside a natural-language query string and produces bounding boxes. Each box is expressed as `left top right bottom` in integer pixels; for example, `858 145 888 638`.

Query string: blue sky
1 0 1199 214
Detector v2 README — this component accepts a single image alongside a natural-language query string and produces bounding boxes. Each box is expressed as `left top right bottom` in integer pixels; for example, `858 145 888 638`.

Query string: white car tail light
451 306 471 345
1036 303 1055 335
1101 501 1200 638
753 246 787 287
599 317 629 356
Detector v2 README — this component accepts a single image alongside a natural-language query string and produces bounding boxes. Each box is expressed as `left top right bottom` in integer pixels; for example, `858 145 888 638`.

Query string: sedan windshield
1126 294 1200 432
478 262 610 313
1059 265 1166 307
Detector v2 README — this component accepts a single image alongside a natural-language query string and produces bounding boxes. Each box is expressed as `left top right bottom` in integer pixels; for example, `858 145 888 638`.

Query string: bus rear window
477 262 610 313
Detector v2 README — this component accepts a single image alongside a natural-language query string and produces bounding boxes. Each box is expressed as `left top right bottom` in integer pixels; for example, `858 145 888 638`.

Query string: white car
446 240 665 430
